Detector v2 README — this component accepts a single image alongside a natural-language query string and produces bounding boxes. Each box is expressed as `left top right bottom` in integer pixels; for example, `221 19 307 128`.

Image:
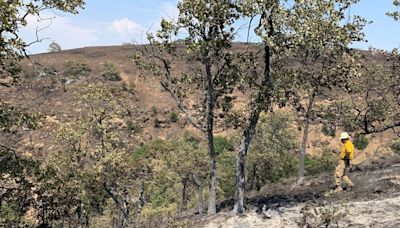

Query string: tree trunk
181 177 189 213
136 177 146 222
205 62 217 215
103 184 130 228
234 137 249 214
234 44 272 214
192 174 204 216
249 164 256 191
76 201 89 228
84 214 90 228
298 90 316 184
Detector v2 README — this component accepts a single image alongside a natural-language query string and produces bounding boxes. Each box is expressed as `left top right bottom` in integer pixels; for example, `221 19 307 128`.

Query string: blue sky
21 0 400 54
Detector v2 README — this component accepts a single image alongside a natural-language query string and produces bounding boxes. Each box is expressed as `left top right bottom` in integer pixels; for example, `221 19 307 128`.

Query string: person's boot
334 186 343 192
347 185 354 191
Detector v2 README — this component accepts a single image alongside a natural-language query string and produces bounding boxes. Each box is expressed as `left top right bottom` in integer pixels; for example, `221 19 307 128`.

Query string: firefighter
335 132 355 192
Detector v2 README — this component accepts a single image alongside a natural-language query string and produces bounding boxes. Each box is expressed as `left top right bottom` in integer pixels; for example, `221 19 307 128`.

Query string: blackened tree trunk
103 184 130 228
298 90 316 184
234 44 272 214
181 176 189 213
205 62 217 215
249 164 261 191
136 177 146 222
192 174 204 216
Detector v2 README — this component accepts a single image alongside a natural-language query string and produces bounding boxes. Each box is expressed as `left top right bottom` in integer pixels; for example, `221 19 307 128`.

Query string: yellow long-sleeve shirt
340 140 355 160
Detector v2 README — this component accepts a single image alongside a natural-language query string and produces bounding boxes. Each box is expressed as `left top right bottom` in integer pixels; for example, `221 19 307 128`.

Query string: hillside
1 44 399 227
0 44 396 162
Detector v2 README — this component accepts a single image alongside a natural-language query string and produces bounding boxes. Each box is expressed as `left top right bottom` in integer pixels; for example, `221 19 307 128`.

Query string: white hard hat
340 132 350 140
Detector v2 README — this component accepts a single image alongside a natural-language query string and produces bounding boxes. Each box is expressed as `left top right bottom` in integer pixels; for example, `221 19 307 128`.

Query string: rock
391 164 400 168
9 125 18 133
355 159 373 171
0 76 14 86
263 209 273 219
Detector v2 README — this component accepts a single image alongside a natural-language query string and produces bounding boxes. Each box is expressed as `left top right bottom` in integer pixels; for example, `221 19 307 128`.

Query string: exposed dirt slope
1 45 396 161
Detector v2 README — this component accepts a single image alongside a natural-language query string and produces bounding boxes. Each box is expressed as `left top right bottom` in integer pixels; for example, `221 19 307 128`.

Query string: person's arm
345 142 355 160
340 146 346 159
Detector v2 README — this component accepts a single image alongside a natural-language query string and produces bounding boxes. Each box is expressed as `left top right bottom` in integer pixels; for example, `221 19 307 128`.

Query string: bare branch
359 120 400 135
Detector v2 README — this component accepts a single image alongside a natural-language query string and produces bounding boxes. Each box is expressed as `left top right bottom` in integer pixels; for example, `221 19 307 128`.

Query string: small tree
247 112 298 190
102 62 122 81
330 59 400 137
55 83 140 227
63 60 91 79
48 41 62 52
0 0 84 75
135 0 241 214
232 0 293 213
284 0 367 184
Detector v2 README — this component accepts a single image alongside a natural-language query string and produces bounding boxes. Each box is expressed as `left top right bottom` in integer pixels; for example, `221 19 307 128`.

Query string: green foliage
217 147 236 197
326 100 359 133
322 123 336 137
153 118 161 128
102 61 122 81
53 82 138 227
248 112 298 189
214 136 235 156
387 0 400 20
151 106 158 116
214 136 236 197
0 104 44 132
305 148 337 176
340 62 400 135
0 0 85 75
127 120 141 134
48 41 62 52
0 147 42 227
132 137 208 220
132 144 150 160
169 111 179 123
353 135 369 150
63 60 91 78
390 138 400 155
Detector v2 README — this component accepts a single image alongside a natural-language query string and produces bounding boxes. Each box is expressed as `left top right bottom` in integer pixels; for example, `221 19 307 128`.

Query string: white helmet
340 132 350 140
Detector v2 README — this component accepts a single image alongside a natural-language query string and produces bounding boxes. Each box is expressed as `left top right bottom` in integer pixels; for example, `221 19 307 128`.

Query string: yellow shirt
340 140 354 160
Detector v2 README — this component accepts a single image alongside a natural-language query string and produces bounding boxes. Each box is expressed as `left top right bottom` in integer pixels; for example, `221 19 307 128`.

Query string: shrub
102 62 121 81
128 82 136 94
390 138 400 155
323 113 336 122
153 118 160 128
305 148 337 176
169 111 179 123
214 136 235 156
247 112 298 189
48 41 62 52
63 60 91 78
151 106 158 116
353 135 369 150
342 118 359 133
322 122 336 137
183 132 201 149
121 81 128 91
0 105 44 132
126 120 141 134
